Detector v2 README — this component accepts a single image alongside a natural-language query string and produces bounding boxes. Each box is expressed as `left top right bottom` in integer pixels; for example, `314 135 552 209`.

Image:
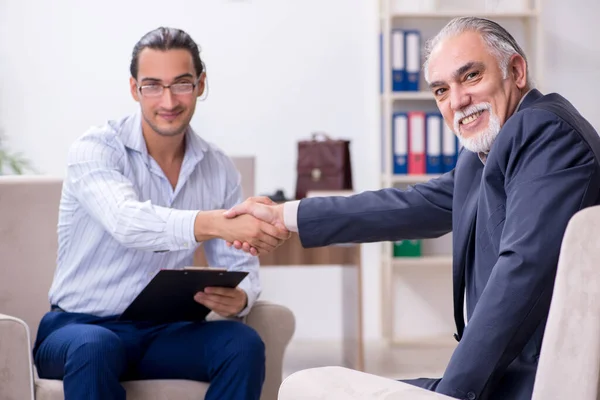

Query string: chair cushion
35 378 209 400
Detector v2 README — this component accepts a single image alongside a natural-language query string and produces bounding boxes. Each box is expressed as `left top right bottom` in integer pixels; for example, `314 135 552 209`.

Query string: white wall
0 0 383 340
1 0 599 342
541 0 600 130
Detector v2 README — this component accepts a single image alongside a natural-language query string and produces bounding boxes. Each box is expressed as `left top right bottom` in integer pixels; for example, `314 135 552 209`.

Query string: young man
225 17 600 400
33 27 287 400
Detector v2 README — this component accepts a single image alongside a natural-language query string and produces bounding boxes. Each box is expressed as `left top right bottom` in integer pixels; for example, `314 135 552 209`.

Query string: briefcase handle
311 131 333 141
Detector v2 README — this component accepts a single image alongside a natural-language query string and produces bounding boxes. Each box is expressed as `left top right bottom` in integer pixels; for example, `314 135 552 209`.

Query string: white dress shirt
48 110 260 317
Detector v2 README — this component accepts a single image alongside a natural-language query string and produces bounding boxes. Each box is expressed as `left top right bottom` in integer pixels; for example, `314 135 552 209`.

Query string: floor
282 338 457 380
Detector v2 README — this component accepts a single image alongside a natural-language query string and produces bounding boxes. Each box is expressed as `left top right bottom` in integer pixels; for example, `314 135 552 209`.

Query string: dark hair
130 27 205 79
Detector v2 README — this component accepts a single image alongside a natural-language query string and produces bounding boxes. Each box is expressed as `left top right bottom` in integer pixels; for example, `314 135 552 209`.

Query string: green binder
393 240 422 257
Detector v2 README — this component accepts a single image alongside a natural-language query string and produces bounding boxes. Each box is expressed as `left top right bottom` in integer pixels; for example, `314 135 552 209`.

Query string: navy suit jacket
296 89 600 400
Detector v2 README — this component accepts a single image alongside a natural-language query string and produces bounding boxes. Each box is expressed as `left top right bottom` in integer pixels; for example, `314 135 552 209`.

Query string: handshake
215 197 291 256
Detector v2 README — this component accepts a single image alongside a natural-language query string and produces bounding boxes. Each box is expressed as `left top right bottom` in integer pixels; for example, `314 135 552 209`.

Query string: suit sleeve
435 109 599 399
297 169 455 247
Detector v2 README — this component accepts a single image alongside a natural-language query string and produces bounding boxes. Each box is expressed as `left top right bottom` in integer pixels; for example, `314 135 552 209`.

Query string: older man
225 17 600 400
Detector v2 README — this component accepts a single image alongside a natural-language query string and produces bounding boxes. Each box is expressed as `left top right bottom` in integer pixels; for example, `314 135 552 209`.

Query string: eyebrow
429 61 485 89
140 73 195 83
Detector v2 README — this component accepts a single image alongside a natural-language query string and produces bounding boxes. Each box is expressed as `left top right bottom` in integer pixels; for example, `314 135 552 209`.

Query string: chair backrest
0 176 62 344
532 205 600 399
194 156 255 266
0 156 256 340
231 156 255 198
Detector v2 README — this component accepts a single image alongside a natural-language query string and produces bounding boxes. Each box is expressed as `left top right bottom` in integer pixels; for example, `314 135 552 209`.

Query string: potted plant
0 133 34 175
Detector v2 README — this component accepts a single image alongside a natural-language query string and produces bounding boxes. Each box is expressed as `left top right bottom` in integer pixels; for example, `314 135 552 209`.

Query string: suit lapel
452 166 483 338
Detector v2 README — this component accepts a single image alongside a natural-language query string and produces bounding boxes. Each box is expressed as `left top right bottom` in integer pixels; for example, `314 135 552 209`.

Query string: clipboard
118 267 248 323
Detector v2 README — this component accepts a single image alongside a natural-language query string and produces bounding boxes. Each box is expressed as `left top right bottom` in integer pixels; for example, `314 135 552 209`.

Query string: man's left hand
194 287 247 317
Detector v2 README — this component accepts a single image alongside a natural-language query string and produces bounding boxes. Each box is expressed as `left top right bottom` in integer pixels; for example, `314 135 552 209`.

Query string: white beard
453 103 501 154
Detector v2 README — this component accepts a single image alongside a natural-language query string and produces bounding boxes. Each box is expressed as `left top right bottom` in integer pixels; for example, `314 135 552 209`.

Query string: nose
449 86 471 112
160 87 178 109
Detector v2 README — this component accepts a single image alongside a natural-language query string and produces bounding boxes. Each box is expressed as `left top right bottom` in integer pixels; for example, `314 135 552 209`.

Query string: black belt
50 305 65 312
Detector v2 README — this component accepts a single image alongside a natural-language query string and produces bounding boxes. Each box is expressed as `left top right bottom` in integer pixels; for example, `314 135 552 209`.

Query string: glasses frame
137 78 200 98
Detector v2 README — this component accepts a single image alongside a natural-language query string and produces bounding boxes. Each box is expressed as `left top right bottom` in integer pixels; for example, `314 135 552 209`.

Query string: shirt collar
477 89 534 165
516 89 533 111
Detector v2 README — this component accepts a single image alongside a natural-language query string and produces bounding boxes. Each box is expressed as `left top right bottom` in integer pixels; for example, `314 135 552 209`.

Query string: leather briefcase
295 132 353 199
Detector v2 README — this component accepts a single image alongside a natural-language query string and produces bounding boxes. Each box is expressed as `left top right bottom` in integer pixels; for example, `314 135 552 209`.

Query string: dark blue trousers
33 309 265 400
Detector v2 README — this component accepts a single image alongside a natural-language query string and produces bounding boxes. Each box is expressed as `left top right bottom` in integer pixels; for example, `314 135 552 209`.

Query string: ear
509 54 527 90
197 72 207 98
130 77 140 102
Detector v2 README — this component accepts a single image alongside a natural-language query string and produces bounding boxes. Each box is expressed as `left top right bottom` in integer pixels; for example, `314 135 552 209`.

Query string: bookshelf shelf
391 255 452 268
388 10 539 19
387 91 435 101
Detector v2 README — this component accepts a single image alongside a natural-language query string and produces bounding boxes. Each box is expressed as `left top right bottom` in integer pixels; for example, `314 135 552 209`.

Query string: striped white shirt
48 110 260 317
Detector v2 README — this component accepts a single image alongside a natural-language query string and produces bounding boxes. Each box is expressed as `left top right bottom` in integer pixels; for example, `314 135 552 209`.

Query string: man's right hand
194 209 289 255
222 197 288 255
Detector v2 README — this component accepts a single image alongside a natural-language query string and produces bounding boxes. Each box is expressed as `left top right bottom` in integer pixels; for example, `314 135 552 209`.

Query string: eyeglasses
137 80 198 97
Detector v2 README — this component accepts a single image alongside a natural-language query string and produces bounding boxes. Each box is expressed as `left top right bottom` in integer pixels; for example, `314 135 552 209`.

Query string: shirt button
183 242 189 248
467 392 476 400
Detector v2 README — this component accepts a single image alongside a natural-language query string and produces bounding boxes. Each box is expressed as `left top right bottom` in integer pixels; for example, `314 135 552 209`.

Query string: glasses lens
141 85 162 97
171 83 194 95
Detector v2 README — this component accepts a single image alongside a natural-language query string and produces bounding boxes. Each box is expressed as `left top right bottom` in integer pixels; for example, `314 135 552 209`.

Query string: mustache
453 103 492 132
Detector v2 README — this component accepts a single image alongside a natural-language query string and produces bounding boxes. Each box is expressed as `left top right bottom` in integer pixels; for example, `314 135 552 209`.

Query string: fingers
194 288 246 317
253 196 277 206
240 242 258 256
203 287 237 297
235 241 258 255
223 196 278 220
223 202 252 219
224 213 289 255
194 293 238 316
260 221 290 241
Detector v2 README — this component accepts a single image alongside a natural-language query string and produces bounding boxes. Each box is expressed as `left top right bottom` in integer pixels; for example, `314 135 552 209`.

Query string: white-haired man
224 17 600 400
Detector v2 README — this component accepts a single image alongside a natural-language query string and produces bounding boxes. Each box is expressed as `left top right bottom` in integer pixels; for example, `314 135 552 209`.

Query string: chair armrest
0 313 35 400
278 366 453 400
244 301 295 400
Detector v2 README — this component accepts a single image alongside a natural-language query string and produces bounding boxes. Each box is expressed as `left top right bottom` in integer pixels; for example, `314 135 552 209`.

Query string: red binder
408 111 426 174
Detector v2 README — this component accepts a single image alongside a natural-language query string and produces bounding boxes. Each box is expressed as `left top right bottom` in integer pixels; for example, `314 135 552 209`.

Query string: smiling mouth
460 110 485 125
158 111 182 120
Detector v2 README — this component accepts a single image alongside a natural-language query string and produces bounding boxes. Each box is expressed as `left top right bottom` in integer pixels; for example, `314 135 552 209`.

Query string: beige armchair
0 175 295 400
279 205 600 399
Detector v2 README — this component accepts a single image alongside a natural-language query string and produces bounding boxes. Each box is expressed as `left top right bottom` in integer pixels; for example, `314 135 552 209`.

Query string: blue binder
391 29 406 91
425 113 443 174
404 30 421 91
393 112 408 174
442 122 458 172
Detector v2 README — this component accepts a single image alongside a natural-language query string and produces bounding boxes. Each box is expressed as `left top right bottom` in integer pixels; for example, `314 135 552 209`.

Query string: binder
404 30 421 91
425 113 443 174
392 112 408 174
442 122 458 172
393 240 422 257
391 29 406 91
408 111 426 175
